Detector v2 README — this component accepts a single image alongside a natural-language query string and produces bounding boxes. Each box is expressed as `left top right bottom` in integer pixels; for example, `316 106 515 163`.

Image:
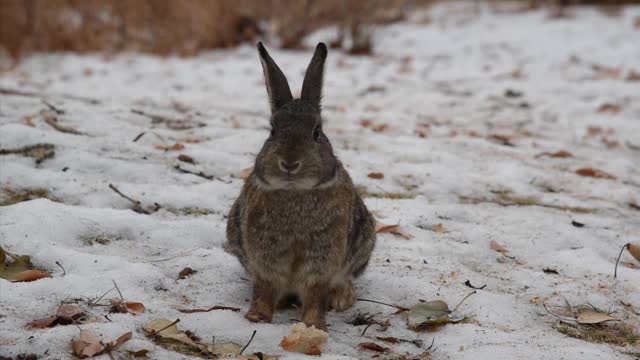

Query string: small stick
150 319 180 335
357 298 409 312
614 243 630 278
89 287 114 307
0 86 101 105
425 337 435 351
360 324 373 336
239 330 257 355
112 280 124 300
174 165 231 183
55 261 66 276
132 132 146 142
451 291 477 313
42 100 65 114
41 111 83 135
108 184 154 214
464 280 486 290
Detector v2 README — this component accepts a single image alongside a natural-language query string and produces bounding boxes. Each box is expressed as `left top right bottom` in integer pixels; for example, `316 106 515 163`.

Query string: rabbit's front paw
245 301 274 323
329 280 356 312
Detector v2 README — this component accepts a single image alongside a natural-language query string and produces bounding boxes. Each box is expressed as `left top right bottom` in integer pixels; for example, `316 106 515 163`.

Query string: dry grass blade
358 342 389 352
41 111 84 135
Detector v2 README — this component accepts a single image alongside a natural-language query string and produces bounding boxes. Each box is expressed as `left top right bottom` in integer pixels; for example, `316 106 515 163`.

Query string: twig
174 165 231 183
55 261 66 276
361 324 373 336
131 109 174 124
132 132 146 142
150 319 180 335
0 86 101 105
464 280 486 290
108 184 157 214
89 287 114 307
42 100 65 114
357 298 409 312
239 330 257 355
451 291 476 313
41 110 84 135
614 243 630 278
426 337 435 351
174 305 241 313
112 280 124 300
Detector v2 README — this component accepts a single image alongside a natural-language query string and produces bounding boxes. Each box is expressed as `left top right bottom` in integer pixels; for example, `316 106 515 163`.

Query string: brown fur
225 43 376 329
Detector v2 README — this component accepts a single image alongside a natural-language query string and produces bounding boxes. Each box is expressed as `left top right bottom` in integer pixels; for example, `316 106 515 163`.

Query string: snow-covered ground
1 2 640 359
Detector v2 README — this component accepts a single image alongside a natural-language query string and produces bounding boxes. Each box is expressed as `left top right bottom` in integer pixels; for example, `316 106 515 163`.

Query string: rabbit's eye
270 128 275 137
313 127 321 142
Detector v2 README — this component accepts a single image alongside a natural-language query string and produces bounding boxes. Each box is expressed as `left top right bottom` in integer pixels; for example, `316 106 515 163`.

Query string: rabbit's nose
278 159 301 174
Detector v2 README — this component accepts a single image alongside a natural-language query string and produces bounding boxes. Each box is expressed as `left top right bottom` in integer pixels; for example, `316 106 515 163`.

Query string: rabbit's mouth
258 174 320 191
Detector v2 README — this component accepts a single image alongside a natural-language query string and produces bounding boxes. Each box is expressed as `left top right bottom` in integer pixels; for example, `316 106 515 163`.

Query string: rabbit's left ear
301 43 328 111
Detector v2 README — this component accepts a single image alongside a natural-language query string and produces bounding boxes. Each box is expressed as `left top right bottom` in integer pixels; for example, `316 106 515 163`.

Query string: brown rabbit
224 42 376 330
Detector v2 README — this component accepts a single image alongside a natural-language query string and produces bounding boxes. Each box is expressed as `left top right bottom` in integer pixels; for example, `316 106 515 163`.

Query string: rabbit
224 42 376 330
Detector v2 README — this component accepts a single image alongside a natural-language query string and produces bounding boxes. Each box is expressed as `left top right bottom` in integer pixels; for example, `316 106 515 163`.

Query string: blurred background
2 0 639 60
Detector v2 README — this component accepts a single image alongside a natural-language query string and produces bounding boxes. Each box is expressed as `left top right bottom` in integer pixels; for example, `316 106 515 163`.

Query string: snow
1 2 640 359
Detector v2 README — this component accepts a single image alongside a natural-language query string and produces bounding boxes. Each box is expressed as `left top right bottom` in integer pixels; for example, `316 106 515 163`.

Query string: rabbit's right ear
257 42 293 113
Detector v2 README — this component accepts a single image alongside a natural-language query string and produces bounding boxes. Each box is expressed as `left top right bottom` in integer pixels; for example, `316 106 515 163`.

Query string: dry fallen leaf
104 332 133 352
628 243 640 262
432 224 446 233
110 298 145 315
177 154 194 164
576 310 620 324
12 269 52 282
375 221 413 240
280 322 328 356
239 166 254 179
490 240 509 254
535 150 573 158
597 103 621 114
30 304 86 328
154 143 185 151
358 342 389 353
626 70 640 81
178 267 197 279
368 172 384 179
575 168 617 180
71 330 105 358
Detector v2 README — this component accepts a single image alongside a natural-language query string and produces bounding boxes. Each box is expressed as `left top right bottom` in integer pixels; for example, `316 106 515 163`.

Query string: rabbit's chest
242 192 349 280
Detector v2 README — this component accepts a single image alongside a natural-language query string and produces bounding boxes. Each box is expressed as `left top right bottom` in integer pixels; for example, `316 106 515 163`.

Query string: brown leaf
628 243 640 262
626 70 640 81
597 103 621 114
375 336 401 344
110 298 145 315
29 316 57 328
375 221 413 240
56 304 84 322
431 223 446 233
177 154 194 164
490 240 509 254
535 150 573 158
71 329 105 358
154 143 185 151
367 172 384 179
104 332 133 352
280 322 328 356
178 267 197 279
239 166 254 179
576 310 619 324
358 342 389 353
575 168 617 180
12 269 51 282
